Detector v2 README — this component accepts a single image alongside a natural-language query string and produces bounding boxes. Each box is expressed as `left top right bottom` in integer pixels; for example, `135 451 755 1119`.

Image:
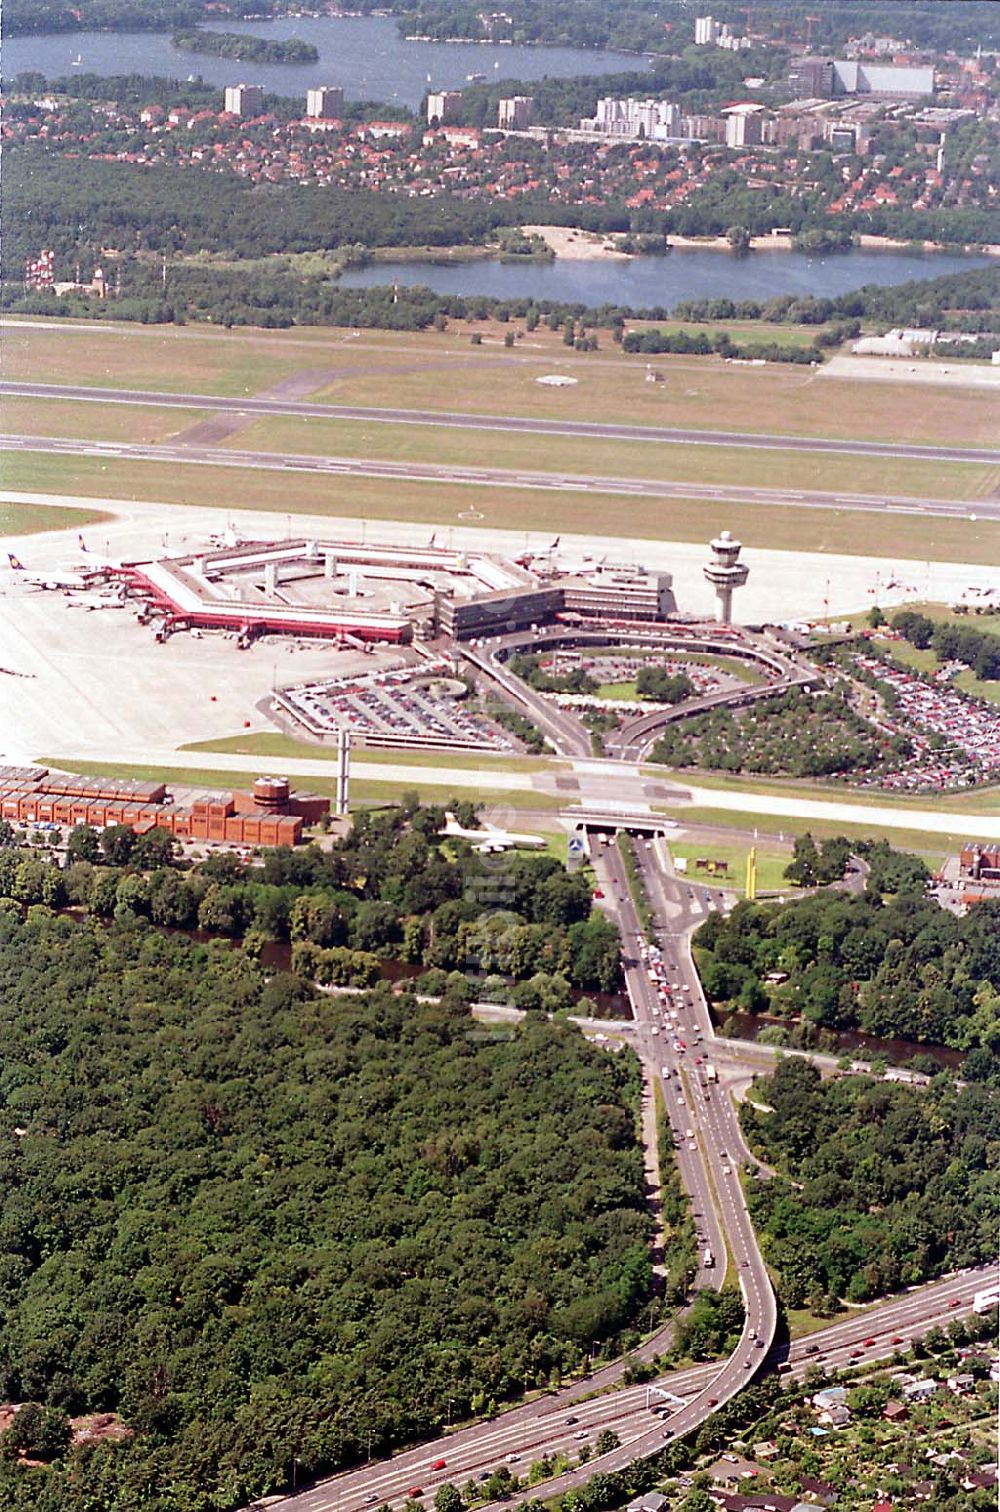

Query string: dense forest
693 867 1000 1073
740 1058 999 1305
0 905 650 1508
7 0 996 52
0 801 624 1002
171 28 318 63
672 264 1000 334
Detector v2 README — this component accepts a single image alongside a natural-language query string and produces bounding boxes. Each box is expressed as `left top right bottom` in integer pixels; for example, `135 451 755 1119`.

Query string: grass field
595 681 640 700
2 398 208 444
5 449 998 567
669 804 962 858
6 318 999 449
0 499 113 537
221 414 995 503
182 731 560 773
633 317 834 350
669 838 790 893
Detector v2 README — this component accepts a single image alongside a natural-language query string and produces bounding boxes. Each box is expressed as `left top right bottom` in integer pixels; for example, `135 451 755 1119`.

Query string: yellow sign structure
745 846 757 901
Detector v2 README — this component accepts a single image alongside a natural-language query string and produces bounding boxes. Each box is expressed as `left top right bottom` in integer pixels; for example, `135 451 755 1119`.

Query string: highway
2 433 995 522
4 380 998 467
248 1262 992 1512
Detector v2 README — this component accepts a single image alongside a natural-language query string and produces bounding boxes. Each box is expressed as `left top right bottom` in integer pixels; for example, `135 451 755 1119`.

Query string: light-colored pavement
5 380 997 466
3 434 996 522
822 353 1000 389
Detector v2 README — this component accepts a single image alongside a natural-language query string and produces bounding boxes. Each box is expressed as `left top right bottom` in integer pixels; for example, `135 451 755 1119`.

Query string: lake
340 247 988 310
3 15 647 109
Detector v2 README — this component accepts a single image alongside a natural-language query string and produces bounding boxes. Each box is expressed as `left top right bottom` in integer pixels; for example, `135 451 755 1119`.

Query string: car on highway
805 1343 819 1355
688 1141 696 1151
864 1338 875 1347
431 1460 447 1471
365 1496 379 1504
744 1358 753 1369
891 1336 904 1345
721 1166 731 1176
592 888 604 899
408 1488 424 1498
850 1348 863 1358
564 1416 578 1425
706 1397 718 1407
948 1297 961 1307
573 1430 589 1440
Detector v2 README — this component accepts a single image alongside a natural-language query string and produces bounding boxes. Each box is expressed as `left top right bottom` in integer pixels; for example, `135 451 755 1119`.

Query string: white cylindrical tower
703 529 749 623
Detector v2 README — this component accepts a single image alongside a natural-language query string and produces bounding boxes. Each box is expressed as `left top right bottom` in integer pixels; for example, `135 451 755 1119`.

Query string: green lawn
669 839 791 894
227 412 994 504
633 317 834 351
595 681 640 701
5 451 999 567
0 500 114 537
668 804 959 858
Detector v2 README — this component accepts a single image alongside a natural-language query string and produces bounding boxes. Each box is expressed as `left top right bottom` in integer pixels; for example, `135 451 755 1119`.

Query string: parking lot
851 652 1000 792
280 663 516 752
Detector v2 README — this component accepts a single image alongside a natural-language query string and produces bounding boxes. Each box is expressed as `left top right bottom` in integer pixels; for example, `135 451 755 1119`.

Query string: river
340 246 988 308
3 15 647 109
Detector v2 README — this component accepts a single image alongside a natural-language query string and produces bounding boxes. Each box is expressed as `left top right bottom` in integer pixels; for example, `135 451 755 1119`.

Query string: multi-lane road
4 380 998 467
1 433 995 523
236 835 995 1512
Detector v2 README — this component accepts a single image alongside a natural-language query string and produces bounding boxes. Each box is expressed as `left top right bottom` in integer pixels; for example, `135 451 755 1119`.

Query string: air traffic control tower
704 530 749 623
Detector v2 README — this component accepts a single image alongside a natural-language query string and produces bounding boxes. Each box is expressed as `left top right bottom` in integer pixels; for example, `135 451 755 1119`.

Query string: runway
3 380 999 466
3 432 994 521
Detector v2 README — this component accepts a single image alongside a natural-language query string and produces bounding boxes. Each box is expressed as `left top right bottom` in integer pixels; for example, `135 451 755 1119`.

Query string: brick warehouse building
0 767 328 847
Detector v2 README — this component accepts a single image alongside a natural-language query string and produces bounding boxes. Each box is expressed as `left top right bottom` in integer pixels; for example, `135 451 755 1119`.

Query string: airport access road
2 433 996 523
4 380 999 467
252 1262 993 1512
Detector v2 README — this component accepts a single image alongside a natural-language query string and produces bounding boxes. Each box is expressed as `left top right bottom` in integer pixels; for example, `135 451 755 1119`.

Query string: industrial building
0 767 329 846
787 57 934 99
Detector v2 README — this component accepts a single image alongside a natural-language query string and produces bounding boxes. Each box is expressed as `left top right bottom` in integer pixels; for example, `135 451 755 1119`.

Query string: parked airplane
440 813 547 853
6 554 93 591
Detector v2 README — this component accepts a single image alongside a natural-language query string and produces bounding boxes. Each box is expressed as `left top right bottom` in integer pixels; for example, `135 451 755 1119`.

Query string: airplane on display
440 813 547 853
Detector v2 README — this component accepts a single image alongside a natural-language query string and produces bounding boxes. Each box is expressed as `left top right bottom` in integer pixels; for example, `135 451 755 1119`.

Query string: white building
305 86 344 119
695 15 719 44
426 90 463 124
223 83 264 117
498 95 535 130
583 96 683 141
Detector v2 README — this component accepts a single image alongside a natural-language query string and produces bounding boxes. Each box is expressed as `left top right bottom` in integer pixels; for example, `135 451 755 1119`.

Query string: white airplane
440 812 547 853
5 553 95 591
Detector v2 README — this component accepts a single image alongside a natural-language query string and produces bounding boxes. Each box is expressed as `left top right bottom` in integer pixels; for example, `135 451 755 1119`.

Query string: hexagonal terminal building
704 529 749 623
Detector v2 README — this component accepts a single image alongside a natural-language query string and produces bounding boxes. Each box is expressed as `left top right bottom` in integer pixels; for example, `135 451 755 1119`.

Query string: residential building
582 96 682 141
426 90 463 125
305 86 344 119
223 83 264 117
695 15 719 45
498 95 535 130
